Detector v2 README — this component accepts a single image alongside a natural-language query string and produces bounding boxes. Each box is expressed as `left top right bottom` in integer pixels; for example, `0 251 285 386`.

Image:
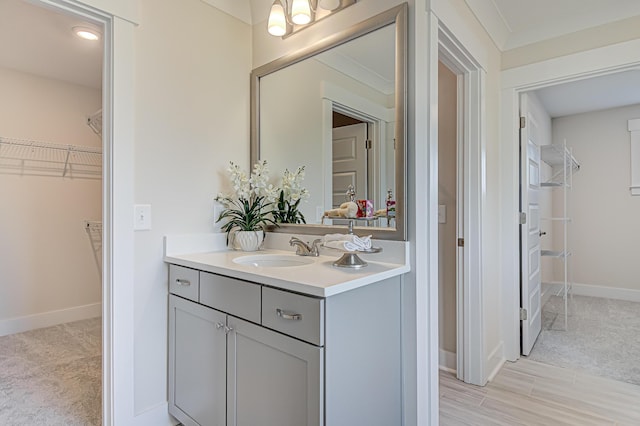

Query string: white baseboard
439 349 456 373
0 302 102 337
542 281 640 305
546 281 640 303
486 341 505 383
135 402 178 426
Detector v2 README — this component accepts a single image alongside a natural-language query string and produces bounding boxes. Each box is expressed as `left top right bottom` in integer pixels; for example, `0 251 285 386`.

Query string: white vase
233 230 264 252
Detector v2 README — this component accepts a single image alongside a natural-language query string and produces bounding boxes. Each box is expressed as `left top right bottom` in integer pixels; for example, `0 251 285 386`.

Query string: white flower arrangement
214 160 278 239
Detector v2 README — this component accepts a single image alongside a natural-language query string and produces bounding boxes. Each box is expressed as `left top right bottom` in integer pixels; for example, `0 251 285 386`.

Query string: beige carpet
528 294 640 386
0 317 102 425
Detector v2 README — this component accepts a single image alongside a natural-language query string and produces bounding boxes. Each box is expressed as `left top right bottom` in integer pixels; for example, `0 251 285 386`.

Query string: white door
332 123 368 207
520 94 542 356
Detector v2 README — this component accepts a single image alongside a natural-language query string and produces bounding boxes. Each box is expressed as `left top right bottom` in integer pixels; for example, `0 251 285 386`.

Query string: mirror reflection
259 23 396 227
252 4 406 240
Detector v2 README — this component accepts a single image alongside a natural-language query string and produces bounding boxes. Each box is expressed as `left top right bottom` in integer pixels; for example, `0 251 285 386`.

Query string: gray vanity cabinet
168 264 401 426
168 267 322 426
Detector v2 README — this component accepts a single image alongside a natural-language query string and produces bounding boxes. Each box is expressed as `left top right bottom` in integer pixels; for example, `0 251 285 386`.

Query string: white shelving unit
540 141 580 330
0 136 102 178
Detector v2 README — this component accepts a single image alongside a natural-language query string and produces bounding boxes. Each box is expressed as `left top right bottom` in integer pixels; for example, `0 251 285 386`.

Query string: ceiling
0 0 103 89
2 0 640 117
464 0 640 117
534 70 640 118
465 0 640 51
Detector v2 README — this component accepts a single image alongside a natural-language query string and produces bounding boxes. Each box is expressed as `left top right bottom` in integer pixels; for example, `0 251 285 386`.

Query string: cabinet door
169 295 227 426
227 317 323 426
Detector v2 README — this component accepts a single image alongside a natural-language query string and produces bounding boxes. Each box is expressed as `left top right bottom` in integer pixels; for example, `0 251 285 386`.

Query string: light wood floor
440 359 640 425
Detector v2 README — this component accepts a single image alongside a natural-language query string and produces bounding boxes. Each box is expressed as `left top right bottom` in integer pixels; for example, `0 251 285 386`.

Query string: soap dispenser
386 189 396 218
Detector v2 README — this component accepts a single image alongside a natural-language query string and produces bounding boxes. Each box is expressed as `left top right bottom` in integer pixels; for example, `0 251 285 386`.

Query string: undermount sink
233 254 315 268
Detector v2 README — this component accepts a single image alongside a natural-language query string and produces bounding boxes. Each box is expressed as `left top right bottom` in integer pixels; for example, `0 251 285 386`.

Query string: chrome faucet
289 237 322 257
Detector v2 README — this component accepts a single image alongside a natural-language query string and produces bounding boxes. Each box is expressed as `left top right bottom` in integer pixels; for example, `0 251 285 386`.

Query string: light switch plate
134 204 151 230
438 204 446 224
213 201 225 232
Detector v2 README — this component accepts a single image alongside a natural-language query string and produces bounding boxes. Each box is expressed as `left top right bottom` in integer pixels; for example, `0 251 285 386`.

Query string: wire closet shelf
0 136 102 178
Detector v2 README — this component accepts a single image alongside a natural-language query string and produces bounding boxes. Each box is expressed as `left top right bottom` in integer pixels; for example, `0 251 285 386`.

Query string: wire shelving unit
0 136 102 178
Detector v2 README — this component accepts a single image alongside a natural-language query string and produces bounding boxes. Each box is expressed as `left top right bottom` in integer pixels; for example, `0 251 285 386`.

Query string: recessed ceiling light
73 26 100 41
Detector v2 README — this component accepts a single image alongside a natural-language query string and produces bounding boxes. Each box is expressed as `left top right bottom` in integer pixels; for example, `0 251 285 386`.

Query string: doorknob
539 231 547 237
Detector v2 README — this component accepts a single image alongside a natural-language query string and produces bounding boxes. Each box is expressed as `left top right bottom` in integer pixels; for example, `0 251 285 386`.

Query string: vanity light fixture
72 26 100 41
319 0 340 10
267 0 357 37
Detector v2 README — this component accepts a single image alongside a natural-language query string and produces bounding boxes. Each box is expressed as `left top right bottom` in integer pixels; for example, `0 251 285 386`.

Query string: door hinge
365 139 372 149
520 116 526 129
519 212 527 225
457 238 464 247
520 308 528 321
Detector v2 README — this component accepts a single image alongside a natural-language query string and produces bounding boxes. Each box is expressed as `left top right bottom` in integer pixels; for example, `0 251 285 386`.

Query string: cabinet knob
216 323 233 334
276 308 302 321
175 279 191 286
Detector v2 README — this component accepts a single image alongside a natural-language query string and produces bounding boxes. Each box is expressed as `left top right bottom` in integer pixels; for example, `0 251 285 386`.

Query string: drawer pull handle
175 279 191 286
276 308 302 321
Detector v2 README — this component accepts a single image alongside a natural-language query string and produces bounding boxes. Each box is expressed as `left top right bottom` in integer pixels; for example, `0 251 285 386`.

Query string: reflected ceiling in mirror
251 4 406 240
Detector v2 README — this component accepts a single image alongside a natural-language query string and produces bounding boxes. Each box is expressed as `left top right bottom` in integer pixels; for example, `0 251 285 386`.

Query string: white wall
0 67 102 334
552 104 640 293
437 61 457 359
132 0 251 415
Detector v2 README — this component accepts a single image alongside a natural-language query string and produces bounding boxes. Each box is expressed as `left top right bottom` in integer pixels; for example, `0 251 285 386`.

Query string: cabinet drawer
169 265 199 302
262 287 324 346
200 272 261 324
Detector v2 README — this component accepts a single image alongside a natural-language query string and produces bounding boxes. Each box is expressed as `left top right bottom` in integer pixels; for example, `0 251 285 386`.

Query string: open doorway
499 32 640 389
517 76 640 386
331 111 372 208
0 0 104 423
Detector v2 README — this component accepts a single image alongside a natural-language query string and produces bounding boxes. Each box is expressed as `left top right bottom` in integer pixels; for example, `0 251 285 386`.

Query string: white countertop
164 234 410 297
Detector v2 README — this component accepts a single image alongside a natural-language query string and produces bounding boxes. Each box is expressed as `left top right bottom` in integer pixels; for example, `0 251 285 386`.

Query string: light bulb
319 0 340 10
291 0 312 25
267 0 287 36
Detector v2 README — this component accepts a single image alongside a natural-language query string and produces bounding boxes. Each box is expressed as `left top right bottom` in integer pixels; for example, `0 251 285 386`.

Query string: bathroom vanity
165 239 409 426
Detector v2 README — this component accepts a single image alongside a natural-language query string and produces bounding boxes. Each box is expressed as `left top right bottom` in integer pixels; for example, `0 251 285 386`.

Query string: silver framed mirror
251 3 407 240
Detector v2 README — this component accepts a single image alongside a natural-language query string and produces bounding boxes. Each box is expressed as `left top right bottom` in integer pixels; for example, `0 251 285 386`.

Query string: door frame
34 1 138 424
500 39 640 361
438 23 486 385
